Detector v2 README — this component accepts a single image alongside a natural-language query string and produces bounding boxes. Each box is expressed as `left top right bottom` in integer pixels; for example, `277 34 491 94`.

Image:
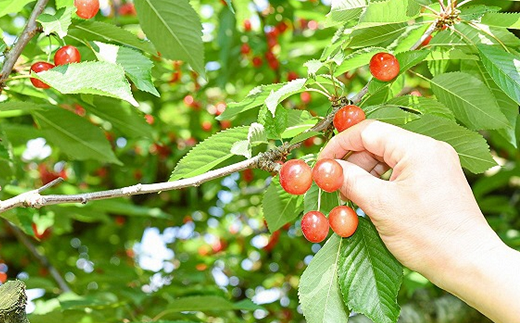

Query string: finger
344 151 386 173
319 120 436 169
336 159 391 213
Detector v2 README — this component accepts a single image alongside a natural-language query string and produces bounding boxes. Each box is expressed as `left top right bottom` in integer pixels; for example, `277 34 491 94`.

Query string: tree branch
0 0 49 92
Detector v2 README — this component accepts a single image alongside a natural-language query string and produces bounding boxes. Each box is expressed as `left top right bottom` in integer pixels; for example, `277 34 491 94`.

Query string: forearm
429 230 520 323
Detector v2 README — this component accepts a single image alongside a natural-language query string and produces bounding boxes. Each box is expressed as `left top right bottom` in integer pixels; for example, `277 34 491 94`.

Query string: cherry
287 71 298 81
243 19 252 32
30 62 54 89
333 105 366 133
201 121 212 132
410 90 422 97
301 211 329 243
54 45 81 65
328 205 358 238
118 3 136 16
279 159 312 195
369 52 400 82
241 43 251 55
252 56 263 68
312 158 344 192
74 0 100 19
300 92 311 104
420 35 432 48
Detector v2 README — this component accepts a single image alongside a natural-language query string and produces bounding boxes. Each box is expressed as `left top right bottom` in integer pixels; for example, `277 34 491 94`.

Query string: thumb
337 159 392 216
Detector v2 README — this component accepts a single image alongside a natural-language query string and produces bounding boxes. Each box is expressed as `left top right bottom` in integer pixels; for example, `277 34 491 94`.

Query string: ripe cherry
328 205 358 238
287 71 298 81
243 19 252 32
240 43 251 55
420 35 432 48
30 62 54 89
279 159 312 195
312 158 344 193
333 105 366 133
369 52 400 82
54 45 81 65
301 211 329 243
252 56 263 68
74 0 100 19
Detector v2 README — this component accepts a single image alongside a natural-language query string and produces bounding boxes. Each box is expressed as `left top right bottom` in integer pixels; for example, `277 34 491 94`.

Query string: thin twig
0 0 49 92
6 220 71 292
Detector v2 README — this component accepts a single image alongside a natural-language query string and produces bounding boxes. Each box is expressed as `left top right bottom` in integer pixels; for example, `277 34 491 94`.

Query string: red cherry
279 159 312 195
420 35 432 48
312 158 344 193
242 168 254 183
201 121 212 132
300 92 311 104
301 211 329 243
219 120 232 129
410 90 422 97
252 56 263 68
276 21 289 34
118 3 136 16
369 52 400 82
54 45 81 65
333 105 366 133
287 71 298 81
30 62 54 89
243 19 252 32
240 43 251 55
329 206 358 238
74 0 99 19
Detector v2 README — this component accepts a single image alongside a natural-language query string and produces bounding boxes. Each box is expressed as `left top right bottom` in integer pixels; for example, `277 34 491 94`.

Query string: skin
319 120 520 323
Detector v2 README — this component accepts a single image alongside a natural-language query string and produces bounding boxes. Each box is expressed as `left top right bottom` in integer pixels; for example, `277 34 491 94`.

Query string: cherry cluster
30 45 81 89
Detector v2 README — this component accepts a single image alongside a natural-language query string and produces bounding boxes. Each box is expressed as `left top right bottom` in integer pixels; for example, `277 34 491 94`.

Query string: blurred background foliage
0 0 518 322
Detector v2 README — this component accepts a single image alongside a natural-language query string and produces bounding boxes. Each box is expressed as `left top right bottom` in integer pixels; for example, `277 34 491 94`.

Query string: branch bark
0 0 49 91
0 280 30 323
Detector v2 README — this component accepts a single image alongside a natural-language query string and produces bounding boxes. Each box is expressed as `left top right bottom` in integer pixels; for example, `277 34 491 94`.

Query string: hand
319 120 520 323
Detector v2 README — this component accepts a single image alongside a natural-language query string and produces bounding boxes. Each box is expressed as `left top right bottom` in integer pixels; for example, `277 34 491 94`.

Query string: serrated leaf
402 115 497 173
34 62 138 106
247 122 267 145
230 140 251 159
359 0 421 27
367 106 419 125
326 0 367 26
334 47 386 76
87 97 154 139
0 101 43 112
281 110 316 138
170 126 250 181
56 0 72 9
349 23 409 48
0 0 34 18
305 60 324 77
262 176 303 233
92 41 159 96
396 49 430 72
218 83 286 120
477 45 520 105
299 235 350 323
222 0 235 14
337 217 403 323
135 0 205 76
430 72 508 130
481 12 520 29
459 5 501 21
304 183 340 215
37 7 74 39
258 105 288 139
265 79 307 116
69 21 156 54
430 23 520 48
32 107 121 165
385 95 455 121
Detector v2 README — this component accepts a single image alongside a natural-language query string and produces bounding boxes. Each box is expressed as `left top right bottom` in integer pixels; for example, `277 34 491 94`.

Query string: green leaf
385 95 455 121
0 101 43 113
281 110 316 138
258 105 288 139
348 23 409 48
359 0 421 27
481 12 520 29
402 115 497 173
37 7 74 39
367 106 419 125
337 217 403 323
430 72 508 130
90 200 171 218
32 107 121 165
34 62 138 107
299 235 350 323
477 45 520 105
69 21 156 54
170 126 250 181
459 5 500 21
262 176 303 233
157 296 260 312
289 131 321 145
134 0 205 76
396 49 430 73
92 41 159 96
217 83 285 120
304 183 340 215
56 0 72 9
326 0 367 26
305 60 325 77
0 0 35 18
87 97 154 139
265 79 307 116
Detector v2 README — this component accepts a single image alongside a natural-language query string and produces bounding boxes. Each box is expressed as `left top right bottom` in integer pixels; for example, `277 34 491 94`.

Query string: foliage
0 0 519 322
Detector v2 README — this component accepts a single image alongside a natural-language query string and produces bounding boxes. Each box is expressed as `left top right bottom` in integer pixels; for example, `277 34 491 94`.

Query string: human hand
318 120 502 285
